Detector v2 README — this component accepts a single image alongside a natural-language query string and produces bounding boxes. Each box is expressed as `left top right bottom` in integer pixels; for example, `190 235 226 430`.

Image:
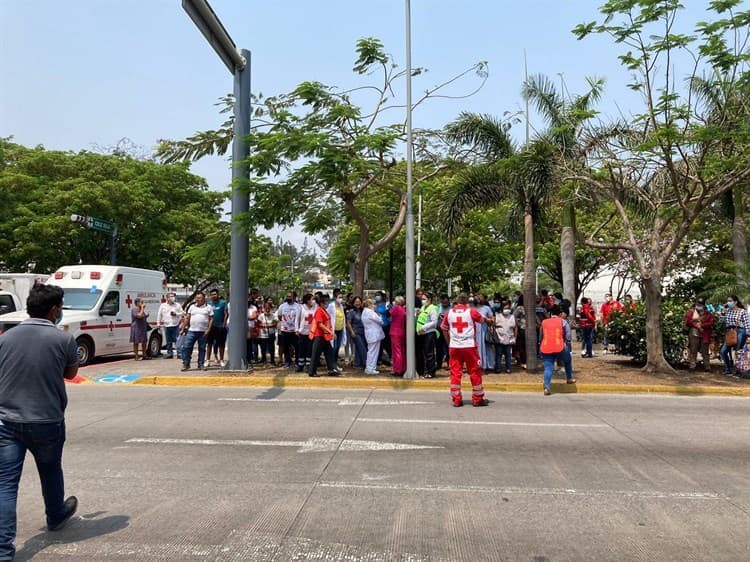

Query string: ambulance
0 265 167 365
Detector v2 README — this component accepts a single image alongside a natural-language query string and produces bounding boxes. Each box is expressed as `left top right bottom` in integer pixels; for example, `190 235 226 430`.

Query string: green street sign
90 217 115 234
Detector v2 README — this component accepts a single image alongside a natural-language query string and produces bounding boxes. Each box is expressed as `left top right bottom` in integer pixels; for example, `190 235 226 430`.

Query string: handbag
725 327 738 347
735 345 750 374
485 324 501 345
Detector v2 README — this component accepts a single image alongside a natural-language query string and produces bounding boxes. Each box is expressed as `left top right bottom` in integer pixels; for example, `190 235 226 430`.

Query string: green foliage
0 140 223 285
606 301 688 366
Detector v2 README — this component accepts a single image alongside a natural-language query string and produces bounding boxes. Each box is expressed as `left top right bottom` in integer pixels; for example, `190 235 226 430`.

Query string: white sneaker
220 359 226 368
602 349 608 355
580 350 586 357
206 359 212 368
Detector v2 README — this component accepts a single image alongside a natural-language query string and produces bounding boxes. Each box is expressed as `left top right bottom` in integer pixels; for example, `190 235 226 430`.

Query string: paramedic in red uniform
440 293 492 407
540 304 576 395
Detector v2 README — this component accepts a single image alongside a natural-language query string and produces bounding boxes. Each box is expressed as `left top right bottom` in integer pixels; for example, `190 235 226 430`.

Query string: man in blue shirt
0 285 80 560
206 289 229 368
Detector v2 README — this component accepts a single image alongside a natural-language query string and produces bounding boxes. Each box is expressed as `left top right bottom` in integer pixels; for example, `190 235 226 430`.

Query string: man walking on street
440 293 492 407
0 284 79 561
157 292 183 359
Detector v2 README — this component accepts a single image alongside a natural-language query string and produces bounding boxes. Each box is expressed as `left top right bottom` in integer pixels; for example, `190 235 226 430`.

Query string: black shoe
473 398 489 407
296 366 304 373
48 496 78 531
308 373 320 377
327 371 340 377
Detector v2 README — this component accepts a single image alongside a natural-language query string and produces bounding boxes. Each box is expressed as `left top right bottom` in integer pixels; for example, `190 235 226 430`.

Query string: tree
157 38 487 296
0 140 224 282
570 0 750 372
443 113 557 371
523 74 605 309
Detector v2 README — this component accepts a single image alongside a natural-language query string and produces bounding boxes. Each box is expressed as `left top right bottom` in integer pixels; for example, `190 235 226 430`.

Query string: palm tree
691 73 750 296
522 75 604 309
444 112 556 371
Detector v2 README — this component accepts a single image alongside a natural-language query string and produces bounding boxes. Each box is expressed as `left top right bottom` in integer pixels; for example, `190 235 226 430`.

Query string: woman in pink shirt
389 296 407 377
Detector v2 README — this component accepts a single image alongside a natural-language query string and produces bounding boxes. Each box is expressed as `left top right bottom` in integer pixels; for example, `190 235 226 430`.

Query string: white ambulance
0 265 167 365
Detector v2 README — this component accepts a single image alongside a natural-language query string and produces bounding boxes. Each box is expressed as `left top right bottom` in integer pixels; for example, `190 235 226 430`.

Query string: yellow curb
131 376 750 396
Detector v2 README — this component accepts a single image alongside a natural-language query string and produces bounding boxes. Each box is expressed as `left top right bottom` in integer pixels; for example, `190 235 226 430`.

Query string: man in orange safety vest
539 304 576 396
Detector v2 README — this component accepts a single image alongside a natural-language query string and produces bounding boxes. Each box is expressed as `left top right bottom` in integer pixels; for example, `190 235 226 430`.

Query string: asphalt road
11 386 750 561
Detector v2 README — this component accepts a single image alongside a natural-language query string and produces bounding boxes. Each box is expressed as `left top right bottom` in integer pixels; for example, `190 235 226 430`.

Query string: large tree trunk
561 203 576 309
353 237 369 297
732 188 748 293
641 275 675 374
523 209 538 372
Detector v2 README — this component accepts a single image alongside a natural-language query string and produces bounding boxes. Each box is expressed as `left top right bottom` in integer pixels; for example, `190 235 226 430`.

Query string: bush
606 300 688 366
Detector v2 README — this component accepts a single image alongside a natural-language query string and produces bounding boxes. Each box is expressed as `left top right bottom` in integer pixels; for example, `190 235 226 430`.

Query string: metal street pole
404 0 416 379
182 0 250 371
227 49 251 371
110 227 117 266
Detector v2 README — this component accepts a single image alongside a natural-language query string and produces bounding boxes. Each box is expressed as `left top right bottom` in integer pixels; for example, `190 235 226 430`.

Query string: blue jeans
0 420 67 560
582 327 594 356
494 343 513 372
542 349 573 390
720 328 747 372
332 329 344 363
163 326 179 357
182 330 207 368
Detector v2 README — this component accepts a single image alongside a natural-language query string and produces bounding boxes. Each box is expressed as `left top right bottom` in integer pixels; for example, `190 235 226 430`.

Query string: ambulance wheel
147 331 162 358
76 336 94 366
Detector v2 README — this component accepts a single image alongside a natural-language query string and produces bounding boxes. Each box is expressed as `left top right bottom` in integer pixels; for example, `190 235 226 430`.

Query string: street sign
90 217 115 234
70 213 118 264
70 214 115 234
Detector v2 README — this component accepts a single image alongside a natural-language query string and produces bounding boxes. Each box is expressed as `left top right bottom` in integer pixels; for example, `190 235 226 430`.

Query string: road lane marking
125 437 443 453
218 397 435 406
319 481 721 500
357 418 611 428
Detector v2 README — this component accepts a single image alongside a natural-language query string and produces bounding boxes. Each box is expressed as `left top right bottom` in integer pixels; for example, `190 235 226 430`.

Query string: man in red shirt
440 294 492 407
600 293 623 354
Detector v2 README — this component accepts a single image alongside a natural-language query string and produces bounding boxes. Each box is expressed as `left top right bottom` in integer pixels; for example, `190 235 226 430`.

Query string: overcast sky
1 0 711 248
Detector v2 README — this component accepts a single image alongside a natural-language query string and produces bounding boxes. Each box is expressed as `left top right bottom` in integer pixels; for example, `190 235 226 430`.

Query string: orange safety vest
540 317 565 354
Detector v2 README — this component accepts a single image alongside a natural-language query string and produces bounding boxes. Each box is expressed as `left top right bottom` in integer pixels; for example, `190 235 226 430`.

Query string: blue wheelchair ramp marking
93 374 141 384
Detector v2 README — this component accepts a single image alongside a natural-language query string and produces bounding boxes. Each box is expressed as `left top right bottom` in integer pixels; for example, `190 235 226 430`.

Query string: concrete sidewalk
76 353 750 396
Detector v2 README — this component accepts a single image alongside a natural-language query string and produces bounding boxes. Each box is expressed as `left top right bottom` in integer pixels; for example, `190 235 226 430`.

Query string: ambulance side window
100 291 120 316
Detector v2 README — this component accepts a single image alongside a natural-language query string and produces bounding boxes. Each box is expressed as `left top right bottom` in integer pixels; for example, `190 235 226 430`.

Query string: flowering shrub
606 300 688 366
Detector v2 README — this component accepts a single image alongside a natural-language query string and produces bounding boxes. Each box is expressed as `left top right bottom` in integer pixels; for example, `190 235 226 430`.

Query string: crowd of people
152 286 647 396
151 285 750 390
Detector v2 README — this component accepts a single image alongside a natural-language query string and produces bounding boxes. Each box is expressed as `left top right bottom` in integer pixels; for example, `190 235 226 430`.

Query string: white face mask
337 298 343 304
502 309 511 316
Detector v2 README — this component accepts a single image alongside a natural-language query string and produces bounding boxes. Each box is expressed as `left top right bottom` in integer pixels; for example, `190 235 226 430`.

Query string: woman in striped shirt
719 295 749 375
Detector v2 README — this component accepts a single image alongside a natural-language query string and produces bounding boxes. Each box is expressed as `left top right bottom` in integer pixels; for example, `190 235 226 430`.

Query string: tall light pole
404 0 417 379
182 0 250 371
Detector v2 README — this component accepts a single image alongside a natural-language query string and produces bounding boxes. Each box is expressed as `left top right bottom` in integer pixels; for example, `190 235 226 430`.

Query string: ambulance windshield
61 288 103 310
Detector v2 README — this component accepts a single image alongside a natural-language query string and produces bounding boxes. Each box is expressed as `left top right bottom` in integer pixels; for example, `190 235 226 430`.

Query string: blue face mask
727 301 735 309
375 296 382 303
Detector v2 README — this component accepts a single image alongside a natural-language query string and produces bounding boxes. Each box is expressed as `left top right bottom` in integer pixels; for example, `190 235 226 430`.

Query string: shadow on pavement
14 512 129 561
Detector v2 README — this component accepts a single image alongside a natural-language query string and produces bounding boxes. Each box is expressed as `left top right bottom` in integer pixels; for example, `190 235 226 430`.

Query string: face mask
421 299 428 306
502 309 511 316
696 306 704 312
286 298 293 303
492 303 501 311
727 301 735 309
375 296 382 303
55 308 63 325
605 296 612 302
337 298 343 304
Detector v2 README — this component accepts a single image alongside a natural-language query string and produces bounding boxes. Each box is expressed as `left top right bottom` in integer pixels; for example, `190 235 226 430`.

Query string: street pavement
11 386 750 561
